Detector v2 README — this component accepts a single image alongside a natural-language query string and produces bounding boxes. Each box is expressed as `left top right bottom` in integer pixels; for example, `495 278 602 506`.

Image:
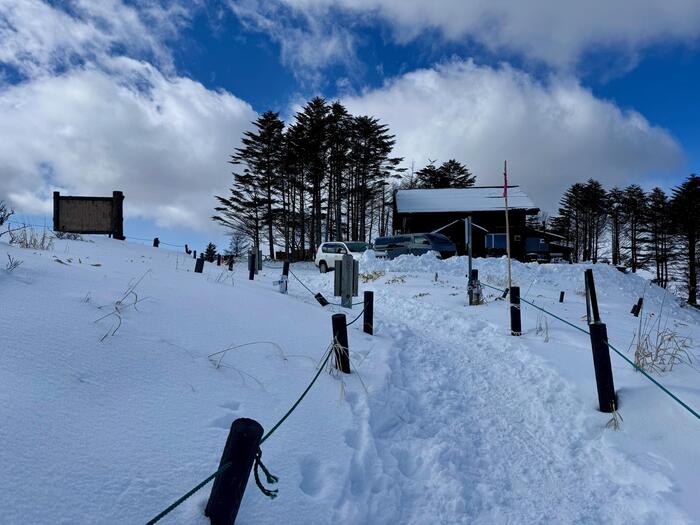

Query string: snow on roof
396 186 537 213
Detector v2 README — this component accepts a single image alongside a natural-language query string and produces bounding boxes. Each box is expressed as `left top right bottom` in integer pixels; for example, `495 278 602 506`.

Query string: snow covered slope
2 239 700 524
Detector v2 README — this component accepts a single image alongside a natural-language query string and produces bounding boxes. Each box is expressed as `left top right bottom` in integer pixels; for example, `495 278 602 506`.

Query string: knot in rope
254 448 279 499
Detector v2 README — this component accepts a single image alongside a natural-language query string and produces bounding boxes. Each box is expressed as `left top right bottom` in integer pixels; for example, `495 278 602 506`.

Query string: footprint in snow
209 401 241 430
299 455 322 497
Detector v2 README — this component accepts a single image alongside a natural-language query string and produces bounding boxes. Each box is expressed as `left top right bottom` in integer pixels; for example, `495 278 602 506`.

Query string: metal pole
341 254 353 308
504 160 512 290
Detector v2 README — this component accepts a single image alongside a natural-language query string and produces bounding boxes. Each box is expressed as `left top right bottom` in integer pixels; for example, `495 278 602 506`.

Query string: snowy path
335 291 688 524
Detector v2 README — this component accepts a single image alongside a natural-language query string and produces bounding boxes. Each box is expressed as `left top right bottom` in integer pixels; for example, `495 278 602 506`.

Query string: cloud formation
0 1 255 232
343 60 683 211
0 59 255 230
229 0 700 72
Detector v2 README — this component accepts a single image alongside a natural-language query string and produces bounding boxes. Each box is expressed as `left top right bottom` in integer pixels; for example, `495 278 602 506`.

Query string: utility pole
504 160 513 290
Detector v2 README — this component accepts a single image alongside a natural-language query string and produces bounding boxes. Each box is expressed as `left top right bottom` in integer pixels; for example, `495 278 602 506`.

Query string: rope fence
481 281 700 421
145 345 335 524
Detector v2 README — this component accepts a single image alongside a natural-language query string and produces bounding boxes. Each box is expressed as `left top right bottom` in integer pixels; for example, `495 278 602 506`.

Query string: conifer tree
670 174 700 304
203 242 217 262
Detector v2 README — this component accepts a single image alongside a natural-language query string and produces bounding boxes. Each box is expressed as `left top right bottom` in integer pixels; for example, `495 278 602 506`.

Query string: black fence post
248 252 256 281
185 244 192 255
153 237 160 248
217 254 222 266
205 418 264 525
195 258 204 273
363 291 374 335
501 288 509 300
584 269 601 323
193 250 197 260
468 269 479 305
331 314 351 373
510 286 522 336
559 291 565 303
588 322 617 413
112 191 125 240
280 261 289 294
633 297 643 317
228 258 234 271
315 293 329 306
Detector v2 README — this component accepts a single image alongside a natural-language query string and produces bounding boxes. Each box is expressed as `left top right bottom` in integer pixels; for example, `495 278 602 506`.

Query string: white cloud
0 0 193 78
230 0 700 71
342 60 684 211
0 59 255 230
227 0 356 83
0 1 256 233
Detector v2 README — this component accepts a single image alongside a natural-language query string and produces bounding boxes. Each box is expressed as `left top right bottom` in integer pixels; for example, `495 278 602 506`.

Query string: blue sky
1 0 699 251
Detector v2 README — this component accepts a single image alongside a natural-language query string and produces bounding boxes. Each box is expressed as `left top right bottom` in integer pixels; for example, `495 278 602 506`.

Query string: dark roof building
393 186 569 262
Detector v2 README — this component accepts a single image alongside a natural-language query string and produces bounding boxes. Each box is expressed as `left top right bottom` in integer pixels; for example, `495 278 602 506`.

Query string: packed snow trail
332 289 688 524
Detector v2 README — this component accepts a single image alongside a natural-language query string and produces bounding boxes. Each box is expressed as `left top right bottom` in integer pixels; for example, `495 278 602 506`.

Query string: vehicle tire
319 261 328 273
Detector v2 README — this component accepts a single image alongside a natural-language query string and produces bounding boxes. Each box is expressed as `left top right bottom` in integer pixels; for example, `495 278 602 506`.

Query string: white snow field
2 237 700 524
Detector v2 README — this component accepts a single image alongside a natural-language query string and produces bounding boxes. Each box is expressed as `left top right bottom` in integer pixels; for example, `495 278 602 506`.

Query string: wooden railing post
331 314 351 373
510 286 522 336
205 418 263 525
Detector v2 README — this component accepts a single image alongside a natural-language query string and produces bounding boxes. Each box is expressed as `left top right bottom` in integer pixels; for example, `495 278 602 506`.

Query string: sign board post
53 191 124 239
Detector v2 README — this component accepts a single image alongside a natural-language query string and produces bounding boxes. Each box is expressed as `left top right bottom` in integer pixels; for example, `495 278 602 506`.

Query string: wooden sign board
53 191 124 239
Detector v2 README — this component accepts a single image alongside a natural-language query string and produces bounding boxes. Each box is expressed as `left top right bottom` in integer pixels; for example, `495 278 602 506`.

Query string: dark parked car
373 233 457 259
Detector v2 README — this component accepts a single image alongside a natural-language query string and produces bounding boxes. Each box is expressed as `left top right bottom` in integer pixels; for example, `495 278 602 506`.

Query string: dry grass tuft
360 270 385 283
8 225 54 250
5 253 23 272
605 401 623 431
631 289 692 374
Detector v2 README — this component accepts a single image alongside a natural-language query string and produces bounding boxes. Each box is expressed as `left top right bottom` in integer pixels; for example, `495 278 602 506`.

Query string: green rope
145 461 231 525
481 281 700 421
145 346 334 524
261 346 333 444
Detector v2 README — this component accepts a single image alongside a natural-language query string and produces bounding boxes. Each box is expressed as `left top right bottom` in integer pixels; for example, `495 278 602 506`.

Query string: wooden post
217 254 222 266
228 259 234 271
559 291 565 303
153 237 160 248
584 269 601 323
633 298 643 317
341 254 353 308
334 260 342 297
195 258 204 273
111 191 125 240
510 285 522 336
53 191 60 231
588 322 617 413
363 291 374 335
205 418 264 525
315 293 329 306
248 252 256 281
352 260 359 297
501 288 509 300
193 250 197 260
468 268 479 305
256 248 262 272
185 244 192 255
331 314 351 373
279 261 289 294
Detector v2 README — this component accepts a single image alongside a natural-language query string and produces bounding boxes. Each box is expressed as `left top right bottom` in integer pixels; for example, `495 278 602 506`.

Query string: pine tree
415 160 445 188
621 185 647 272
212 112 284 254
607 187 625 266
203 242 217 262
439 159 475 187
670 174 700 305
643 188 672 287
